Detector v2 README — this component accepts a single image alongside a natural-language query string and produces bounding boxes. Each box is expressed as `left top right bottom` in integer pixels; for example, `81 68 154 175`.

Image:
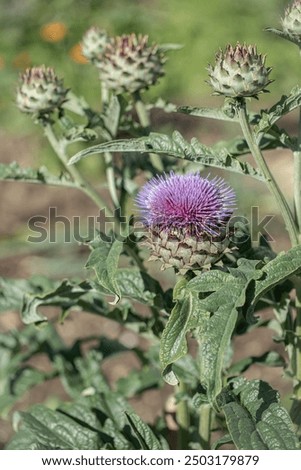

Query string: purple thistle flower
136 172 236 237
135 172 236 272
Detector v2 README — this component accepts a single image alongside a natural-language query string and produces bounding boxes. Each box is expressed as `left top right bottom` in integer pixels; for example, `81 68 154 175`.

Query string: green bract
207 43 272 98
96 34 165 94
16 66 68 114
144 228 230 273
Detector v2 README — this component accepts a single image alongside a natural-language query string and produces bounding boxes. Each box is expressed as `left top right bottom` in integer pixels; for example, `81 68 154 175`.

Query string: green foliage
2 0 301 452
85 236 124 304
0 162 78 188
69 131 265 181
159 278 200 386
7 394 166 450
218 378 299 450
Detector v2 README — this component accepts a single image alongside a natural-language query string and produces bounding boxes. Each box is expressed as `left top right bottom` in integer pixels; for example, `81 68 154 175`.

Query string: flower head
282 0 301 42
207 43 272 98
16 66 68 115
136 172 236 272
96 33 165 94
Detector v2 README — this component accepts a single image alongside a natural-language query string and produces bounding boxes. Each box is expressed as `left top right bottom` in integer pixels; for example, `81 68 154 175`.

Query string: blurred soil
0 111 297 448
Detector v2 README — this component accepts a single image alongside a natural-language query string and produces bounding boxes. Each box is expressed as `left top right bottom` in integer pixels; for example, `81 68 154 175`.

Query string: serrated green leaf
188 260 262 402
7 391 145 450
125 412 164 450
178 105 239 122
68 131 264 181
219 378 299 450
0 276 54 313
61 393 137 450
256 88 301 129
21 279 107 324
86 237 123 304
266 27 301 48
18 405 102 449
0 162 77 188
248 245 301 322
214 132 290 158
96 268 164 306
160 278 201 385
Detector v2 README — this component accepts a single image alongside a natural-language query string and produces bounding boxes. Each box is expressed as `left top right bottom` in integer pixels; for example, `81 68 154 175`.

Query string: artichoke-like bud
282 0 301 42
207 43 272 98
81 26 108 63
136 172 236 273
96 33 165 94
16 66 68 114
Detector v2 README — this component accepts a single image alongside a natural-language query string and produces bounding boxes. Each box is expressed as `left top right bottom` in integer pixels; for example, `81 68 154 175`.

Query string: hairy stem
237 100 299 247
176 381 190 449
293 107 301 240
198 404 212 450
44 124 113 216
294 278 301 400
104 152 120 209
133 91 164 173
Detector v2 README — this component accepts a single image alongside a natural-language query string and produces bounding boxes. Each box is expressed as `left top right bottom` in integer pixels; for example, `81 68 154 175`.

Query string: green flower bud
282 0 301 42
81 27 108 63
16 66 68 115
207 43 272 98
96 34 165 94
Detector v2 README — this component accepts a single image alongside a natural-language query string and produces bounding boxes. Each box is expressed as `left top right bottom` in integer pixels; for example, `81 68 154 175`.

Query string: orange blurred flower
69 43 88 64
12 52 31 69
40 22 68 42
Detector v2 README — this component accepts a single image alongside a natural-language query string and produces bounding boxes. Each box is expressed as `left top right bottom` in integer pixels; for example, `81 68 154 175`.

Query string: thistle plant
16 66 68 115
207 43 273 98
2 0 301 452
282 0 301 42
136 172 235 272
96 33 165 95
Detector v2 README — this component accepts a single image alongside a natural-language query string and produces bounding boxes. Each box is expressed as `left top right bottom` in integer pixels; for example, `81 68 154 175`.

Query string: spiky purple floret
136 172 236 237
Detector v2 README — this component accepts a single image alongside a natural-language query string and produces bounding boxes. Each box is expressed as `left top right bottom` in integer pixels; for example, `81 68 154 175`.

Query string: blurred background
0 0 298 448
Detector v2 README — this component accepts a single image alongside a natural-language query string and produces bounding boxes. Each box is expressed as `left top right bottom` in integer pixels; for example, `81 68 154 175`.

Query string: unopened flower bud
97 34 165 94
207 43 272 98
136 172 236 273
81 27 108 63
16 66 68 114
282 0 301 42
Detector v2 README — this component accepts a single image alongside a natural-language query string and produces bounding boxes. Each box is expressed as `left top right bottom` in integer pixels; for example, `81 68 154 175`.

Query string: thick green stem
133 91 164 173
44 124 113 217
294 278 301 400
237 101 299 247
104 152 120 209
198 404 212 450
293 108 301 240
176 381 190 449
